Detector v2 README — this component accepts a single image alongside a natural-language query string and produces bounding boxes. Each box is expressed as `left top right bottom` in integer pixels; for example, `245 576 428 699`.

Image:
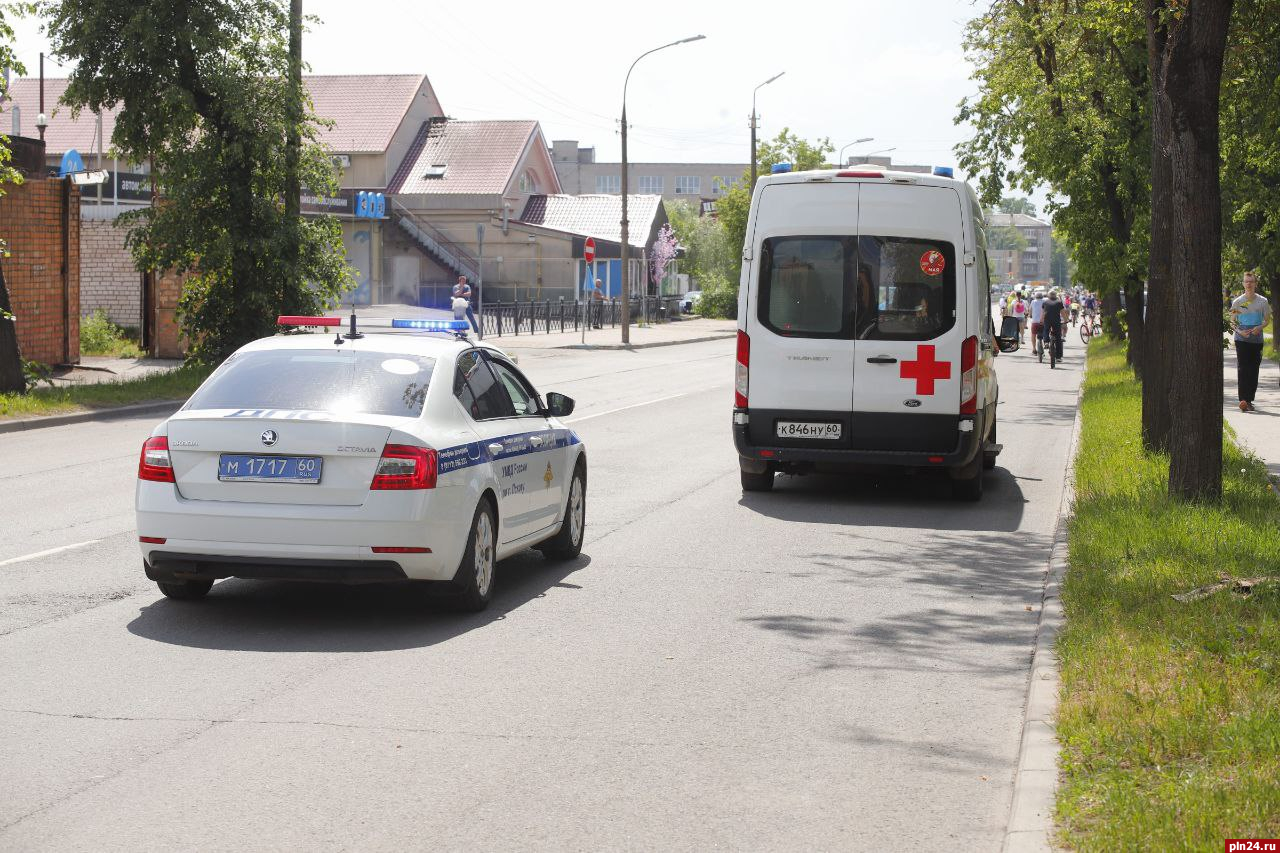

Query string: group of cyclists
999 284 1102 367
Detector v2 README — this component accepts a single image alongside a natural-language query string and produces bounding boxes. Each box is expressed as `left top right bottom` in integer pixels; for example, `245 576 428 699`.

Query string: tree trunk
1142 2 1175 453
1103 290 1124 340
1153 0 1233 501
0 262 24 394
1270 270 1280 372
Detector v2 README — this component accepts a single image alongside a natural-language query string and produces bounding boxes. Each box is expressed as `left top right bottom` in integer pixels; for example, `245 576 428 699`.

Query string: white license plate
776 421 842 440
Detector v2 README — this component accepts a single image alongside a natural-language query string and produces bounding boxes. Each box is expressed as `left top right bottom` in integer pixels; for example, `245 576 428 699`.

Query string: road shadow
738 466 1028 533
740 529 1047 677
126 551 590 653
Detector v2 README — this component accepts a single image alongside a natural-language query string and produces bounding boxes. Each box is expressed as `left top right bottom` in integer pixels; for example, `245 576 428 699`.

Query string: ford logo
904 399 922 408
260 429 278 446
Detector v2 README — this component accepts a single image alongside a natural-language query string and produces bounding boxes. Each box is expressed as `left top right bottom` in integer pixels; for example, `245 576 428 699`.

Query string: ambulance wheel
952 471 984 501
740 465 775 492
983 413 998 471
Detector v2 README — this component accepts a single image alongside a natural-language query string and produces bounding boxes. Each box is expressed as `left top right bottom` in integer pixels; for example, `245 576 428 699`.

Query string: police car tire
157 579 213 600
740 468 775 492
451 500 497 612
538 462 586 560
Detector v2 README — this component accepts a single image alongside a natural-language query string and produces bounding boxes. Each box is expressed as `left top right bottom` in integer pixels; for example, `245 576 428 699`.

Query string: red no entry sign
583 237 596 264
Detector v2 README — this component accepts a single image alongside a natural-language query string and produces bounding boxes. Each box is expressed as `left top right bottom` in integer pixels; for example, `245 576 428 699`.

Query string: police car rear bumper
732 408 986 471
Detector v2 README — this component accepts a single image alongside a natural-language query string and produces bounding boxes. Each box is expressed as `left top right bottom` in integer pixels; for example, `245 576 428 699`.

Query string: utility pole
750 72 784 186
284 0 302 229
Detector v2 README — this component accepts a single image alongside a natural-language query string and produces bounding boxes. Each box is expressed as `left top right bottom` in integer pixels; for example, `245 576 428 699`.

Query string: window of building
711 177 727 195
596 174 621 193
675 176 701 195
638 175 663 194
518 171 538 193
423 164 447 179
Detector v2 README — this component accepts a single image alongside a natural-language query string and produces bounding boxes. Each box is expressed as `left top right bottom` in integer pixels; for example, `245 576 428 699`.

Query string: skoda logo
260 429 278 446
904 399 922 408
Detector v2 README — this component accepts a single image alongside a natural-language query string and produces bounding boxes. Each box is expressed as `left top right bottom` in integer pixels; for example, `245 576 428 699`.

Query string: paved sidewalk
1224 344 1280 479
50 356 184 386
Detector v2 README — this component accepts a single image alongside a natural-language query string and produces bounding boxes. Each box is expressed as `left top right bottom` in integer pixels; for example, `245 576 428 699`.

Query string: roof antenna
343 310 363 341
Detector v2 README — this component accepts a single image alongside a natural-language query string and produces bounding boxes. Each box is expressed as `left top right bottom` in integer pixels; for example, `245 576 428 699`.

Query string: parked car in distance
681 291 702 313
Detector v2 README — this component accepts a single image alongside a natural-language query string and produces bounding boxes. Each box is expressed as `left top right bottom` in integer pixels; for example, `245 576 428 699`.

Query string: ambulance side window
857 236 956 341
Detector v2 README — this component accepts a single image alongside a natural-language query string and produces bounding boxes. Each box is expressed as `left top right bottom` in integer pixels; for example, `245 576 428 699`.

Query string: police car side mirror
546 392 575 418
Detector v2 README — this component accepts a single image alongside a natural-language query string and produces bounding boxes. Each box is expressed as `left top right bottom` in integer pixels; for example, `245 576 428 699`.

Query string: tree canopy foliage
0 2 31 393
43 0 352 363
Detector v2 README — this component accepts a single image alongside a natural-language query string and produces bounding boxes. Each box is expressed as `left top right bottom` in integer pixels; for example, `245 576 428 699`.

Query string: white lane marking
0 539 102 568
565 385 725 424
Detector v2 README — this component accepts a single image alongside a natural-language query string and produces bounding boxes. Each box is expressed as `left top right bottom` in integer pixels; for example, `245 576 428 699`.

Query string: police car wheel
740 467 775 492
538 462 586 560
156 579 213 600
451 500 497 612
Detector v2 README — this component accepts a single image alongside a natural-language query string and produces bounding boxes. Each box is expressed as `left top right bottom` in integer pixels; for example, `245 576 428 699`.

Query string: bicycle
1047 324 1062 369
1079 312 1099 344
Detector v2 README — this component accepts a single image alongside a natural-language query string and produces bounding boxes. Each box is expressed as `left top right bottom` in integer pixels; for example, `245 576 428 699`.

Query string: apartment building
550 140 746 203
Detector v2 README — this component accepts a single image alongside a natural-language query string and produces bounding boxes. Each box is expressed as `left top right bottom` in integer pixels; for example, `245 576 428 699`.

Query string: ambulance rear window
857 237 956 341
758 236 855 338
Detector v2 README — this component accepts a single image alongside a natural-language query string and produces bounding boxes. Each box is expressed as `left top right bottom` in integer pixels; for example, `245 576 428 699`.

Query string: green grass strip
1056 339 1280 849
0 363 211 420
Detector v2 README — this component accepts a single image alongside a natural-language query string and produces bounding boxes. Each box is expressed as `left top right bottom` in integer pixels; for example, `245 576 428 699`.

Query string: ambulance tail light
960 335 978 415
138 436 175 483
370 444 437 490
735 330 750 408
837 171 884 178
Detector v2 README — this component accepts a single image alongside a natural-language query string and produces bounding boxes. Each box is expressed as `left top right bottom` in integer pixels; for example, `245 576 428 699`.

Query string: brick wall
0 178 81 365
80 217 142 328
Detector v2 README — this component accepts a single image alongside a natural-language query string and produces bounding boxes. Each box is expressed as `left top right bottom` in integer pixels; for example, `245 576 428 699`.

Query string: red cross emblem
900 344 951 396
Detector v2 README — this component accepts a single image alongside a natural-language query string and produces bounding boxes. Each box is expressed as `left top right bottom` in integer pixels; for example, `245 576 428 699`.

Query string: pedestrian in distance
1029 290 1046 355
1013 293 1028 342
453 275 479 334
1230 271 1272 412
591 278 605 328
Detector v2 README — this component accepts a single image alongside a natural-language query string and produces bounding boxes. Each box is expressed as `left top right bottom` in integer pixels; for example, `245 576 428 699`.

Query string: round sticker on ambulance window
920 249 946 276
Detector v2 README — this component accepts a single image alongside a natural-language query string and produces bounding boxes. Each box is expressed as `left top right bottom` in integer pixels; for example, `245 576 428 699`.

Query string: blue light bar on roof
389 319 471 331
771 163 793 174
933 166 955 178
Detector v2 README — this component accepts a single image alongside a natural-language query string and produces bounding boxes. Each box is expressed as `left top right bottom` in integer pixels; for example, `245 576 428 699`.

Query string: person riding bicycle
1041 290 1066 359
1083 292 1099 320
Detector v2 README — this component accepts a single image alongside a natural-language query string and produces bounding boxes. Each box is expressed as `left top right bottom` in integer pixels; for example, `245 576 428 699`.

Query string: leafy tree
957 1 1152 382
1221 0 1280 348
987 224 1028 252
997 196 1036 216
664 198 736 288
43 0 353 364
0 2 30 394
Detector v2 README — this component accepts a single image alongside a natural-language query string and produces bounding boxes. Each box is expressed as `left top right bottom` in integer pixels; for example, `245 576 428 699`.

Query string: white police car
136 316 586 611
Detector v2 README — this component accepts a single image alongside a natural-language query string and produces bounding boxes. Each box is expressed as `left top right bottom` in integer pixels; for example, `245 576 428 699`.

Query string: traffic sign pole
581 237 597 344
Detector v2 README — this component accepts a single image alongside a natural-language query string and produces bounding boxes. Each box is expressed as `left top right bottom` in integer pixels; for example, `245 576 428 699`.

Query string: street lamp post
837 137 874 167
620 34 705 345
750 72 785 186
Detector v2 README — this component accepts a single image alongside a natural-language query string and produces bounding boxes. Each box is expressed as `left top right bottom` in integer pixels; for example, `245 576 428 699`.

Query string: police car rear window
186 350 437 417
757 236 956 340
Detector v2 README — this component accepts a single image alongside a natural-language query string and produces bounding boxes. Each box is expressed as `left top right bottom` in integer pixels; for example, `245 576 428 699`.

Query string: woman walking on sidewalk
1230 271 1272 412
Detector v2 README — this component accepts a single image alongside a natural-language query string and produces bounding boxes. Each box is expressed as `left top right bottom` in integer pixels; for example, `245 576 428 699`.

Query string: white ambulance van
731 164 1016 500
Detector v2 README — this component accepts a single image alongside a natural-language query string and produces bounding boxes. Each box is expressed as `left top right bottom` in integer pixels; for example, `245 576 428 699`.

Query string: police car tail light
960 335 978 415
370 444 437 490
735 330 750 408
138 436 175 483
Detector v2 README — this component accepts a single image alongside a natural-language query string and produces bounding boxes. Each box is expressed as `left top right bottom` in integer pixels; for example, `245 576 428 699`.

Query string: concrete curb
1003 373 1085 853
503 332 737 351
0 400 183 435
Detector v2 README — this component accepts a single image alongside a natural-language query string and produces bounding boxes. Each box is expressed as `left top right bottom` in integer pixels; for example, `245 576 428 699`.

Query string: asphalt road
0 324 1083 851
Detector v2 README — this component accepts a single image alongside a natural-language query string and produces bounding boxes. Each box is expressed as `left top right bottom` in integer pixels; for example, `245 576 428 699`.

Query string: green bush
80 310 143 358
695 274 739 319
